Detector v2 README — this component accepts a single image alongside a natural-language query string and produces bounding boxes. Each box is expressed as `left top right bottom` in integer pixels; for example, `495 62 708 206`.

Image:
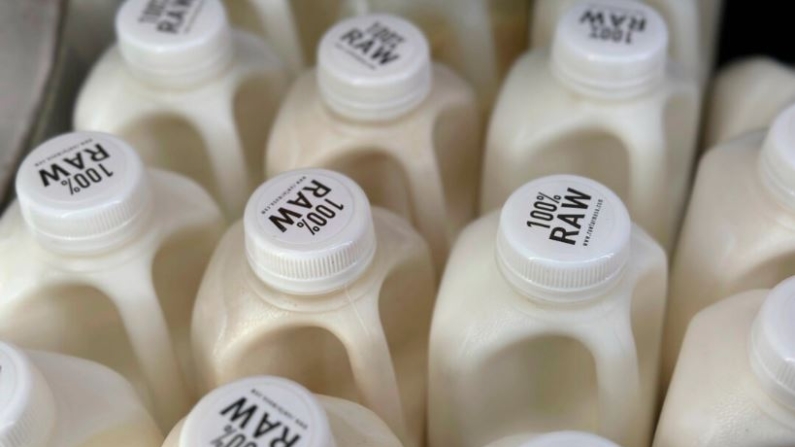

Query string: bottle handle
95 267 190 431
332 298 412 447
251 0 305 74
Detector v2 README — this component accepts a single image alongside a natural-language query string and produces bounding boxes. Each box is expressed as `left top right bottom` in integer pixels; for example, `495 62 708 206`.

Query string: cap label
137 0 204 35
258 174 354 244
28 136 124 202
525 186 604 247
579 4 648 45
334 20 406 70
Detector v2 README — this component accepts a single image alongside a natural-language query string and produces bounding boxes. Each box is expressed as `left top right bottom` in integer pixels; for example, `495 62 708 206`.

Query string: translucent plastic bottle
480 0 699 252
74 0 289 219
530 0 722 84
0 132 225 430
705 57 795 148
265 13 481 270
224 0 529 108
191 169 436 447
428 175 667 447
485 432 622 447
162 376 403 447
663 103 795 386
0 342 163 447
655 277 795 447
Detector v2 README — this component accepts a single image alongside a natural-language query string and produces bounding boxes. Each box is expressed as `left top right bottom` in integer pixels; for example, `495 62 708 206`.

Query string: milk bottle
485 432 622 447
224 0 529 109
663 103 795 386
265 13 481 270
74 0 290 219
480 0 699 252
654 277 795 447
162 376 403 447
0 132 225 430
428 175 667 447
705 57 795 148
0 342 163 447
191 169 436 447
530 0 722 84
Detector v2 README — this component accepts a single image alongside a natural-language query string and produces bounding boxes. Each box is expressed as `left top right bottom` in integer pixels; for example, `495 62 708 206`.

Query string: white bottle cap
518 431 621 447
0 343 56 447
116 0 234 87
317 14 432 121
750 276 795 410
759 104 795 206
244 169 376 295
551 0 668 98
180 376 336 447
15 132 154 254
496 175 632 301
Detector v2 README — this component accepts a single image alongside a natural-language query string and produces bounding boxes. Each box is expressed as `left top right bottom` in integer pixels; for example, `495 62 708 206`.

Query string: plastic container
74 0 290 219
480 0 699 252
265 13 481 270
530 0 722 84
705 57 795 148
485 432 622 447
429 175 667 447
663 104 795 386
655 277 795 447
0 132 225 430
191 168 436 447
0 342 163 447
162 376 403 447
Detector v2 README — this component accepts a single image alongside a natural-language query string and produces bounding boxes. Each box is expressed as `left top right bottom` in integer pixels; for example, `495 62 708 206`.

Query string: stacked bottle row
6 0 795 446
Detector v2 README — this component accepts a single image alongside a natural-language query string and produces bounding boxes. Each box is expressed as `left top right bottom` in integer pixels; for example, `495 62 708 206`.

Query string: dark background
718 1 788 66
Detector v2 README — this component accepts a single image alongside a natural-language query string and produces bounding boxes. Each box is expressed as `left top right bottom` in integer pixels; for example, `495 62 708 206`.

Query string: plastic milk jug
663 103 795 386
74 0 290 219
162 376 403 447
224 0 529 108
705 57 795 148
191 169 436 447
485 432 622 447
0 342 163 447
0 132 225 430
480 0 699 252
530 0 722 84
265 13 481 270
655 277 795 447
429 175 667 447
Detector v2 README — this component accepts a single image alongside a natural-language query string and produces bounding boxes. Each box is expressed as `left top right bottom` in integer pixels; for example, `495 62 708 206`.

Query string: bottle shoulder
318 395 403 447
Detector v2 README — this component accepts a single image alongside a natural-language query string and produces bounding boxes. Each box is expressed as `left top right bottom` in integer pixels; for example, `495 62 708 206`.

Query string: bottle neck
123 39 234 90
550 58 664 100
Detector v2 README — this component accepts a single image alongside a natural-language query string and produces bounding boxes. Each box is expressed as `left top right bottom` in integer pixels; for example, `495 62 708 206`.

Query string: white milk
663 103 795 386
162 376 403 447
191 169 436 447
655 278 795 447
265 13 481 270
705 57 795 148
224 0 529 109
0 342 163 447
0 132 225 430
74 0 289 219
530 0 722 85
428 175 667 447
485 432 622 447
481 0 699 252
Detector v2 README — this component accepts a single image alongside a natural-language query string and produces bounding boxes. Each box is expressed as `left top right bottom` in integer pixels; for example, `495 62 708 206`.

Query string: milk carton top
244 169 376 295
750 277 795 410
520 432 621 447
0 344 56 447
317 14 432 121
759 104 795 208
552 0 669 98
178 376 335 447
14 132 153 255
496 175 632 302
115 0 234 86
